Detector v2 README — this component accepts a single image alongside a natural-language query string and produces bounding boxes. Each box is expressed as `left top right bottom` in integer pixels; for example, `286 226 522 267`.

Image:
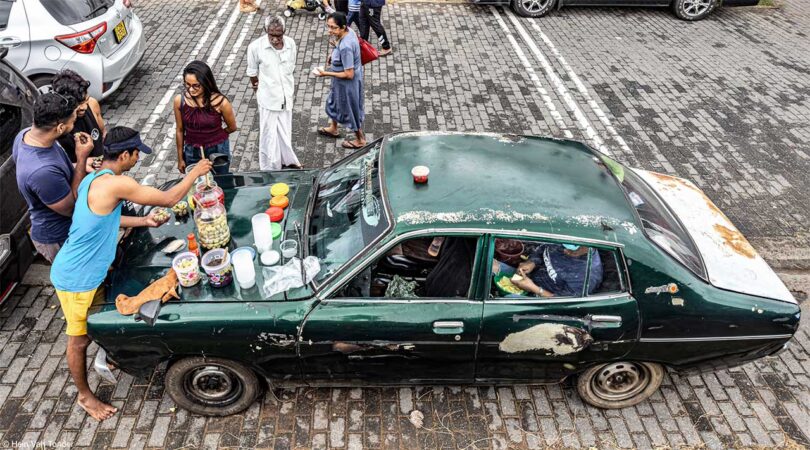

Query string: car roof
381 132 641 244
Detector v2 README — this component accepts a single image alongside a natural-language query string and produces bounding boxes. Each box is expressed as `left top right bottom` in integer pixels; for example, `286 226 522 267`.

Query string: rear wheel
672 0 718 21
511 0 555 18
166 357 262 416
30 75 55 95
576 361 664 409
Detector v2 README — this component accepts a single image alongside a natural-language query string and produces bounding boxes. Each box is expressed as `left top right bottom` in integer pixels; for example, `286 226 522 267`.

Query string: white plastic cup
232 250 256 289
251 213 273 254
280 239 298 258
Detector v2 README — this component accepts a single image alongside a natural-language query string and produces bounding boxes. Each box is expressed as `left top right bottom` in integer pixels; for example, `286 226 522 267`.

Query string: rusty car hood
633 169 795 304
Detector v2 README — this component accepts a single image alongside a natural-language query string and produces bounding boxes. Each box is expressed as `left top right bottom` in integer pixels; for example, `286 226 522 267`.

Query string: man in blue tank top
51 126 212 421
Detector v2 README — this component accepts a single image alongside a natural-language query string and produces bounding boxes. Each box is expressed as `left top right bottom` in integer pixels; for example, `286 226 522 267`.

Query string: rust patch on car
713 224 756 259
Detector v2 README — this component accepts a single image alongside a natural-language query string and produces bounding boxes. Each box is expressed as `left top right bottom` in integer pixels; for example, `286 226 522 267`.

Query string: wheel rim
590 362 651 402
184 364 244 406
519 0 550 13
37 85 52 95
681 0 712 17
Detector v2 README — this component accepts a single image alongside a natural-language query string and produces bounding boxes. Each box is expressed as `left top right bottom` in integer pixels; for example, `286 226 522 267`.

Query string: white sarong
258 108 300 170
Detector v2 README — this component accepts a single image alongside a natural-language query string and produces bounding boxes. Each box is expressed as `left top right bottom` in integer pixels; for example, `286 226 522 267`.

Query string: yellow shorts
55 287 105 336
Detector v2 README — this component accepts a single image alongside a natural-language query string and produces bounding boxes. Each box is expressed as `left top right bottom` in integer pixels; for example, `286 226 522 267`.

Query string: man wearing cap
50 126 213 421
497 243 602 298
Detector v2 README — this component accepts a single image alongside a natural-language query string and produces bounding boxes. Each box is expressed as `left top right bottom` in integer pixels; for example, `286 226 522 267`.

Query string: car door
298 234 486 383
0 1 31 71
476 235 640 382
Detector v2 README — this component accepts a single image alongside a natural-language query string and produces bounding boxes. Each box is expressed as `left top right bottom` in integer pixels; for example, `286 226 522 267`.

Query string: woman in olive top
174 61 238 175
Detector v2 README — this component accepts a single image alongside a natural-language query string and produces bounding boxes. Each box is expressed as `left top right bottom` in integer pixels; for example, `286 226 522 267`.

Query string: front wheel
672 0 718 21
511 0 556 18
576 361 664 409
166 357 262 416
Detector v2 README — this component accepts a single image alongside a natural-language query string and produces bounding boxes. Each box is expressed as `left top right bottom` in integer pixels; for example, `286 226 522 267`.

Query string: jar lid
270 195 289 209
261 250 280 266
270 183 290 197
266 206 284 222
271 222 282 240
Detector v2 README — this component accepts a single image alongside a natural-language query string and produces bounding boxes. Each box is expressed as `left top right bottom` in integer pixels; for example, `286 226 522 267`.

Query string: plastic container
232 249 256 289
261 250 280 266
494 238 525 267
251 213 273 253
493 274 526 296
411 166 429 183
172 252 201 287
201 248 233 288
271 222 282 240
270 195 289 209
194 191 230 249
270 182 290 197
280 239 298 258
266 206 284 222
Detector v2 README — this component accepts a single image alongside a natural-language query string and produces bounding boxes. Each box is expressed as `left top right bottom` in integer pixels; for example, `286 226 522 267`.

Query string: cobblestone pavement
2 0 810 448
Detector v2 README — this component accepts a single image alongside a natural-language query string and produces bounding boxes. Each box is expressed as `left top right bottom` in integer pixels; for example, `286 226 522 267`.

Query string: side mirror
135 300 162 326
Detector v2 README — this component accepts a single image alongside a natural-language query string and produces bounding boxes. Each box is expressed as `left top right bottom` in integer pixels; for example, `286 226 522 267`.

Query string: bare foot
78 394 118 421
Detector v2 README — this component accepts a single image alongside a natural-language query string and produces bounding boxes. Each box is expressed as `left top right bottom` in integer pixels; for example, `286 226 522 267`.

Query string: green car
88 132 800 415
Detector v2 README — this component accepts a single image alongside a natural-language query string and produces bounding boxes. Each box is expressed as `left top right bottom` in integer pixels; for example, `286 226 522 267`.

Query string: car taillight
55 23 107 54
123 0 132 7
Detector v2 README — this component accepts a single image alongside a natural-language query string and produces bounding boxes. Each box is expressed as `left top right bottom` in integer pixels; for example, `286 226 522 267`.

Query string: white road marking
222 0 264 75
502 9 611 155
527 19 633 156
492 9 573 139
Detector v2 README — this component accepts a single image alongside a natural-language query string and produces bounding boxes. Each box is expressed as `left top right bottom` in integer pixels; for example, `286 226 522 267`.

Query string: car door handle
0 37 22 48
432 320 464 335
590 315 622 325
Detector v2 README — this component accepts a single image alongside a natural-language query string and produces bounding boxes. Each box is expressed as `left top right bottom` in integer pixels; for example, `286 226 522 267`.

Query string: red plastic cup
411 166 429 183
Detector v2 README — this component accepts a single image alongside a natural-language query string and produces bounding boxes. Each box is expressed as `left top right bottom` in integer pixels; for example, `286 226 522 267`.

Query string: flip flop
318 127 340 138
341 140 365 149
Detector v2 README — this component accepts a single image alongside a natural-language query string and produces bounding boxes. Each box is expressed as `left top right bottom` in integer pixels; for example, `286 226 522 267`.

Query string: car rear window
0 1 12 31
602 156 706 279
40 0 115 26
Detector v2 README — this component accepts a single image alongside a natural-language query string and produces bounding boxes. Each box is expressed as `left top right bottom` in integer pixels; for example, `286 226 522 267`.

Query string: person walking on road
12 93 94 263
174 60 237 175
347 0 361 29
53 69 106 165
359 0 392 56
240 0 258 13
246 15 302 170
50 126 213 421
317 12 367 149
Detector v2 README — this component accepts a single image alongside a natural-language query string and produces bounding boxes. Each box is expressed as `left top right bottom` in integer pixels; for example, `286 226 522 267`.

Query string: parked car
496 0 759 21
0 0 145 99
88 132 799 415
0 47 37 303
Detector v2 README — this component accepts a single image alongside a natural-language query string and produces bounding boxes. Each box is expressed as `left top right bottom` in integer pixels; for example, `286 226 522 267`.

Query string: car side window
0 1 12 31
334 236 478 299
0 103 21 161
490 238 613 299
588 249 624 295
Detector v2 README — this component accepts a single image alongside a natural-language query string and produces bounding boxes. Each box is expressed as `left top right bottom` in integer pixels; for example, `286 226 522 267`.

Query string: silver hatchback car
0 0 145 100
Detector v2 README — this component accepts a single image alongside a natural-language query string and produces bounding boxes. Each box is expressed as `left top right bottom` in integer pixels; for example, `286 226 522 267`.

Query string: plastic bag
262 256 321 297
385 275 419 298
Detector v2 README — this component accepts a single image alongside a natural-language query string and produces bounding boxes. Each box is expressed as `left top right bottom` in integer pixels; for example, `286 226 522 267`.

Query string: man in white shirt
247 15 301 170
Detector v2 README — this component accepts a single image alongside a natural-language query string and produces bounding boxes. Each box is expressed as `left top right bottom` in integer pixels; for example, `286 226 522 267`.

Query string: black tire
166 357 262 416
672 0 718 21
576 361 664 409
30 75 55 95
511 0 556 18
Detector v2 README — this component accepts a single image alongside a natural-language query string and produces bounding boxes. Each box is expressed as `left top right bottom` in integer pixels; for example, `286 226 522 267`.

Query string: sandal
341 140 365 149
318 127 340 138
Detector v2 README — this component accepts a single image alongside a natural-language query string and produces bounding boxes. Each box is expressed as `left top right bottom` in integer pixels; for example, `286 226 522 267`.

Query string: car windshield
600 155 706 279
308 140 389 285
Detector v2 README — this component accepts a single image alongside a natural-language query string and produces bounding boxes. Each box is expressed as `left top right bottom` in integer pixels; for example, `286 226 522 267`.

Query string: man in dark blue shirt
508 244 602 297
12 93 94 262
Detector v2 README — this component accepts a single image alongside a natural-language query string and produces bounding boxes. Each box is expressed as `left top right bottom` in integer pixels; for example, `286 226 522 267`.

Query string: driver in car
494 243 603 297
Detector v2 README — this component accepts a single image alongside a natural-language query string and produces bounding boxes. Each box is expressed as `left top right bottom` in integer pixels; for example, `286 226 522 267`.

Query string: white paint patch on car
499 323 590 355
634 169 795 304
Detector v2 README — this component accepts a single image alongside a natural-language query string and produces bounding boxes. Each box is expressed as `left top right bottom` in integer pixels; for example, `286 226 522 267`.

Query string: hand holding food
148 208 171 227
74 132 95 159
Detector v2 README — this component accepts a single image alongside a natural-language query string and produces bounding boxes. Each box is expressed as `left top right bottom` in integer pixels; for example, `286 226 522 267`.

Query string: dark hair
328 12 347 28
182 60 225 111
103 126 139 161
52 69 91 104
33 93 77 130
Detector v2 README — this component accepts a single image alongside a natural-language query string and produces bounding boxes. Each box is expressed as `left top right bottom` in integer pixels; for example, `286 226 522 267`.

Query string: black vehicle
488 0 759 21
0 47 38 302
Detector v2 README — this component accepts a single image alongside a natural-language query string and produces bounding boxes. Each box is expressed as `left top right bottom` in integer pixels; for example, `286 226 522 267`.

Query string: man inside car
494 243 603 297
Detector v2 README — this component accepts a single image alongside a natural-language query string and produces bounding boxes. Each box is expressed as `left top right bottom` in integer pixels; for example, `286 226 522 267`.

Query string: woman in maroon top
173 61 238 174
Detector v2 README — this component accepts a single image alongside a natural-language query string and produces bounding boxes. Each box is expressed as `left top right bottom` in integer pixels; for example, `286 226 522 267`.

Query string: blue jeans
183 140 231 175
347 10 359 28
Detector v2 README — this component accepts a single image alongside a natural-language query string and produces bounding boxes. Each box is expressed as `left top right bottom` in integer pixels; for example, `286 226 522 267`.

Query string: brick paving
2 0 810 448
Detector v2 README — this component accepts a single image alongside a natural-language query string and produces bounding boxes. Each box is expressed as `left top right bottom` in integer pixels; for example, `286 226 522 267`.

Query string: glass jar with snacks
194 191 230 249
193 180 224 207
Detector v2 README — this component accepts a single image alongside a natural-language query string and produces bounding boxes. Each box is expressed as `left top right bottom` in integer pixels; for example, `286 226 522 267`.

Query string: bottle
187 233 200 258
